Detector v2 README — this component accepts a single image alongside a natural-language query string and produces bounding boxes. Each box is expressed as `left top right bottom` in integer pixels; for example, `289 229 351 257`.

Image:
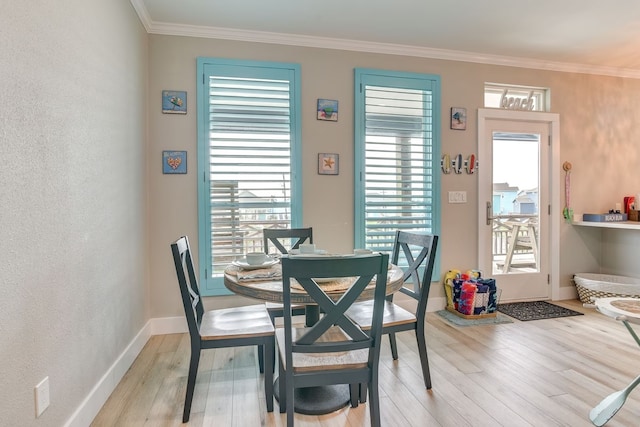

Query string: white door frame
477 108 561 300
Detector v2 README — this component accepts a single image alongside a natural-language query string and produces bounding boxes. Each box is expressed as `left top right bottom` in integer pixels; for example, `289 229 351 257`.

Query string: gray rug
497 301 584 321
436 310 513 326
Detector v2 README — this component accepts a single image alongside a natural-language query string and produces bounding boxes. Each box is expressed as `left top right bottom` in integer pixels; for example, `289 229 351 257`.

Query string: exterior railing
491 214 538 271
209 214 538 274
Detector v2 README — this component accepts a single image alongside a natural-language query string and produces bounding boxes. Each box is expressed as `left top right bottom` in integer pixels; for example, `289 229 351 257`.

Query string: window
484 83 548 111
197 58 301 295
354 69 441 275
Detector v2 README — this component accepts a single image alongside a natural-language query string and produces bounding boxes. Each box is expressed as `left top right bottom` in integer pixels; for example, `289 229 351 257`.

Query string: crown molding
130 0 640 80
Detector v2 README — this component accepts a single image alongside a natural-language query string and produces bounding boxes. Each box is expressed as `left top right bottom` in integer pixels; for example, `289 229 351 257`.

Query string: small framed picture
163 150 187 174
318 153 339 175
450 107 467 130
317 99 338 121
162 90 187 114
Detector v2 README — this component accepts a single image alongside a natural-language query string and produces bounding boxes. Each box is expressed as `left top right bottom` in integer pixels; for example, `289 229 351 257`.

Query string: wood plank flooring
91 300 640 426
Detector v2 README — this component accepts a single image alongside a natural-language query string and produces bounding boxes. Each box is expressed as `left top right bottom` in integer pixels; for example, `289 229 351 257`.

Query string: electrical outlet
35 377 50 418
448 191 467 203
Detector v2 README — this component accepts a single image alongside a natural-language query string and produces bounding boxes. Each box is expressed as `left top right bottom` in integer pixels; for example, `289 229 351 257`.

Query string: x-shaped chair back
391 231 439 317
172 236 205 337
281 254 389 355
263 228 313 255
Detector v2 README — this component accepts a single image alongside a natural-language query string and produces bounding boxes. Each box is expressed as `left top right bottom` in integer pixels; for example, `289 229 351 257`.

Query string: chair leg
359 383 368 403
349 383 359 407
258 344 265 373
368 378 381 427
182 348 201 423
389 332 399 360
278 357 287 413
416 327 432 389
285 370 295 427
264 339 274 412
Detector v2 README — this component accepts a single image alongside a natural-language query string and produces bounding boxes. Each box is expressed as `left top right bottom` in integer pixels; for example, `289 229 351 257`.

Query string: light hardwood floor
91 300 640 426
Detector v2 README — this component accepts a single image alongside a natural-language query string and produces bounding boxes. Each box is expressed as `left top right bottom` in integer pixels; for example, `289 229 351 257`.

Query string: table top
594 297 640 324
224 261 404 304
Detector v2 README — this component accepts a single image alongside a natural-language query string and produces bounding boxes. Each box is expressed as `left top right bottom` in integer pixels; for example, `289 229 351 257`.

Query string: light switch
448 191 467 203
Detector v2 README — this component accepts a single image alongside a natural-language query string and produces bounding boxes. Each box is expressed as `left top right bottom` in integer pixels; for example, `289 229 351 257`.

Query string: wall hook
465 154 478 174
452 154 463 174
441 153 451 174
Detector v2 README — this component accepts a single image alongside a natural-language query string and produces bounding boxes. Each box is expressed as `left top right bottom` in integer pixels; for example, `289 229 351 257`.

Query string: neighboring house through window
197 58 302 295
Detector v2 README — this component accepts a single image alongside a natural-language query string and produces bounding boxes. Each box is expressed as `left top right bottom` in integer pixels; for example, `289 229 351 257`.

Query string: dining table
223 255 404 415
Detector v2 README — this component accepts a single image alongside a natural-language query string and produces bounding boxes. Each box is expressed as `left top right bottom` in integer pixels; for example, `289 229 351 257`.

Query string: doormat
497 301 584 321
436 310 513 326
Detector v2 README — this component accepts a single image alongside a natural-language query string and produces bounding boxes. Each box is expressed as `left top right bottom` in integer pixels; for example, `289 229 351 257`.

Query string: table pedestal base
274 378 350 415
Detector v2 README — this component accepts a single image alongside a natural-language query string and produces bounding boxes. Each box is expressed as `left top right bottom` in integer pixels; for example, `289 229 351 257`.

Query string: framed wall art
163 150 187 174
318 153 339 175
162 90 187 114
450 107 467 130
317 99 338 121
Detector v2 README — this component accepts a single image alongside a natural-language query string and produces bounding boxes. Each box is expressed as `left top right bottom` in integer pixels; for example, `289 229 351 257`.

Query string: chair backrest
171 236 204 340
280 254 389 364
390 231 439 317
263 227 313 254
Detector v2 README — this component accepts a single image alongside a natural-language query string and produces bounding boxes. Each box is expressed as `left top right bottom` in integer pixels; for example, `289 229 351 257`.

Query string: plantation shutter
354 69 441 259
198 59 301 295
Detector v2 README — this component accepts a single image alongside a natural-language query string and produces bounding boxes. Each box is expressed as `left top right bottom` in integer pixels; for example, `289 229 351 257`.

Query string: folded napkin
236 265 282 282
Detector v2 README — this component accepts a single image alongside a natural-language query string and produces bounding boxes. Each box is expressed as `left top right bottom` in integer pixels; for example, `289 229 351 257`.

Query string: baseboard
150 315 188 335
427 296 446 312
63 316 187 427
558 285 579 301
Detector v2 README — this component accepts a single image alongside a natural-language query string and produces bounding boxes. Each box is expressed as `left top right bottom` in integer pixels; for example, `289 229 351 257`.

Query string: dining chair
346 231 438 391
171 236 274 422
277 253 389 427
262 228 313 324
263 227 313 255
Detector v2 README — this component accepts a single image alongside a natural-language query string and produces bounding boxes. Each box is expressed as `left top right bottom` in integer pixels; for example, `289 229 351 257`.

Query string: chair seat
346 300 416 329
275 327 368 372
200 305 274 340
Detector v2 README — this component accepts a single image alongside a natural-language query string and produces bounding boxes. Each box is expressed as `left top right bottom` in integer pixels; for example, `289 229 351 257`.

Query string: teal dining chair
263 227 313 255
277 253 389 427
347 231 438 391
262 227 313 324
171 236 275 422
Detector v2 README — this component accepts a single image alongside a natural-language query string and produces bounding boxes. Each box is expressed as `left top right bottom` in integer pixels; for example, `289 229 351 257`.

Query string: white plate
232 257 278 270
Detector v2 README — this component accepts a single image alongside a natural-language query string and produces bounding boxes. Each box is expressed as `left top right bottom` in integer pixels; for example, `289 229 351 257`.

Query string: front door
478 109 559 302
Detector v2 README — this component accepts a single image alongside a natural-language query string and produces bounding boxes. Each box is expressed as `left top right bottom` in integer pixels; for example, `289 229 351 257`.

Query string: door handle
486 201 493 226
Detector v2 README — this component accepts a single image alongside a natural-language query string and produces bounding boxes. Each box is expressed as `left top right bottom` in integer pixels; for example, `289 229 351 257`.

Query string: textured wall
0 1 148 425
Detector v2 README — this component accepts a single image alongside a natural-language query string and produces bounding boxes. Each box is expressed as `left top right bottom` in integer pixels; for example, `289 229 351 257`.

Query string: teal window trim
197 57 302 296
354 68 442 280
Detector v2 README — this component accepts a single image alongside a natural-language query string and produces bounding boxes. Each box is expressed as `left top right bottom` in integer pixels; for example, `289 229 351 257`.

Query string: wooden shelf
573 220 640 230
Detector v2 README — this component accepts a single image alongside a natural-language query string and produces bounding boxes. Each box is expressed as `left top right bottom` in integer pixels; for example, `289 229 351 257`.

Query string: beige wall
0 1 148 425
148 35 640 317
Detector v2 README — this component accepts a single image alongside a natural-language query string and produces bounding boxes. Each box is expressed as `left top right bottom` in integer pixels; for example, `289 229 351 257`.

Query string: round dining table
224 261 404 304
223 258 404 415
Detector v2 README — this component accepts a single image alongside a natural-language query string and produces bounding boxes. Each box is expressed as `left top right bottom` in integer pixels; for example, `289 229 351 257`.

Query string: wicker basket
573 273 640 304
